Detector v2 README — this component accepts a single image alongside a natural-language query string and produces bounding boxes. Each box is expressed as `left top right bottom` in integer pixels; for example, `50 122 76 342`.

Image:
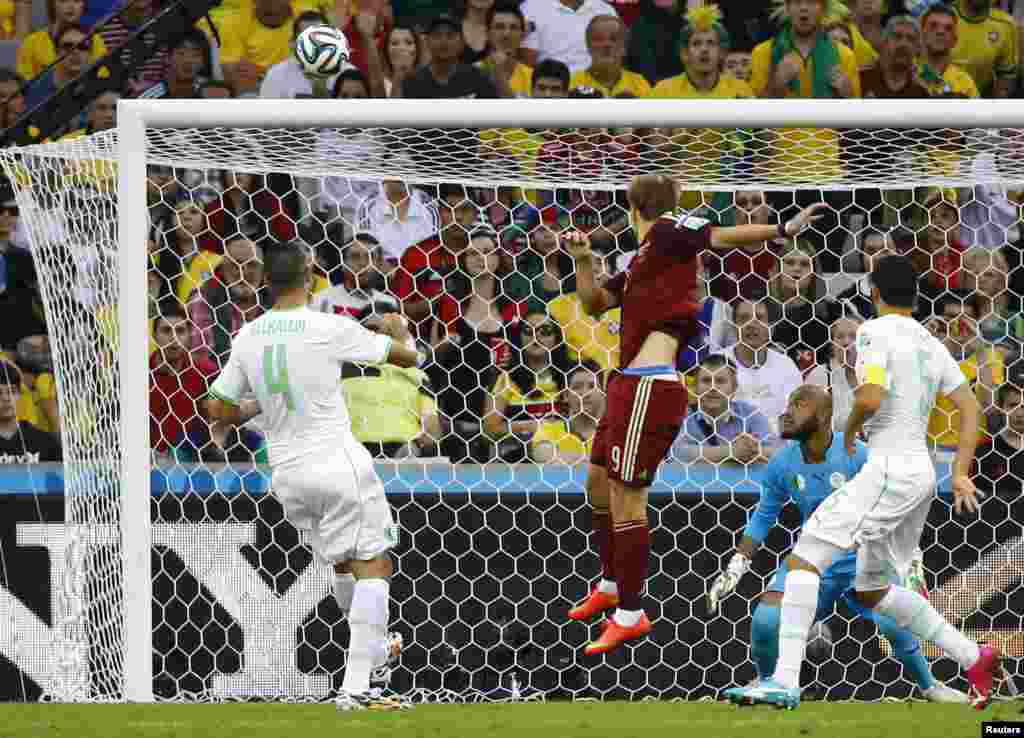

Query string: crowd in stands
2 0 1024 496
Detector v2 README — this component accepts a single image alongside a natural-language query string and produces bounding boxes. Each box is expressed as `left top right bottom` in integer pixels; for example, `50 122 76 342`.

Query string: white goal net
0 99 1022 703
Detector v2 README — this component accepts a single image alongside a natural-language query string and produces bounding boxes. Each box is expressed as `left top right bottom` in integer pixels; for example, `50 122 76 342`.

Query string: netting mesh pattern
1 122 1023 702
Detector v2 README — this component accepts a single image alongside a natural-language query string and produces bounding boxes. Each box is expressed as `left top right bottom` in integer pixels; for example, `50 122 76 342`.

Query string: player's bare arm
563 230 619 317
709 203 827 250
207 396 261 427
843 382 885 456
374 314 421 369
946 382 983 515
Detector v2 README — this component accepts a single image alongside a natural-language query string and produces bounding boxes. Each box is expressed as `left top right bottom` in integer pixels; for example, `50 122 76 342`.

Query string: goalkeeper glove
707 552 751 614
906 550 929 600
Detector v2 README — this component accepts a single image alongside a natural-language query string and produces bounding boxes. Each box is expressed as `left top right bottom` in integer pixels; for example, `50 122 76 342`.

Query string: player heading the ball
564 173 825 656
207 244 419 711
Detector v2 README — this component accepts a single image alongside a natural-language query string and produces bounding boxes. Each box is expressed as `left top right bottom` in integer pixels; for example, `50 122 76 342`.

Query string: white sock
772 569 820 690
341 578 390 694
333 573 356 613
875 586 981 669
598 579 618 595
612 608 642 627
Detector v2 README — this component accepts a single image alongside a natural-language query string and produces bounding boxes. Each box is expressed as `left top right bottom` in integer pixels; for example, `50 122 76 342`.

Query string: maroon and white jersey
603 212 710 369
310 285 397 319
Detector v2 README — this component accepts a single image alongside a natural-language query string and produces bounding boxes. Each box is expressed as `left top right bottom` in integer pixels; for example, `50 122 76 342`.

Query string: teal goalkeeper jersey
745 432 869 577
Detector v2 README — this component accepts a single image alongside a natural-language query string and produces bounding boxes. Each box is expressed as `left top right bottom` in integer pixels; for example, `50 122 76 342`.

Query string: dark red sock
592 509 614 582
613 520 650 611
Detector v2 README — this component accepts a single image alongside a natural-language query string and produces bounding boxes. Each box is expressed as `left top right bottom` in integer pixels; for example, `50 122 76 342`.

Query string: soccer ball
294 25 350 79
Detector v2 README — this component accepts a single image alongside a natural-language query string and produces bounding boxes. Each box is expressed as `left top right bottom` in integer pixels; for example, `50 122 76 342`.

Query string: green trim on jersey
209 387 240 407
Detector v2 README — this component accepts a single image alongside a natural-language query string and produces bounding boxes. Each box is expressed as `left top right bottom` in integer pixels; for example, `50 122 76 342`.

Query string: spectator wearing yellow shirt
476 3 533 98
483 311 573 462
951 0 1017 98
569 15 651 98
753 0 859 270
342 303 443 458
16 0 107 81
651 5 752 217
548 249 620 372
532 360 606 464
10 335 60 437
918 3 980 98
220 0 333 96
652 5 753 100
926 292 1003 449
23 24 102 114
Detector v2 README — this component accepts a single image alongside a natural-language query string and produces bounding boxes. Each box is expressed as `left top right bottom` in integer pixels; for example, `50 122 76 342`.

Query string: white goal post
2 97 1024 704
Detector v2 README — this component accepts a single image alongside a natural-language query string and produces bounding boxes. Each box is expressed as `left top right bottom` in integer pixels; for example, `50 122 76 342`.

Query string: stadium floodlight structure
2 98 1024 704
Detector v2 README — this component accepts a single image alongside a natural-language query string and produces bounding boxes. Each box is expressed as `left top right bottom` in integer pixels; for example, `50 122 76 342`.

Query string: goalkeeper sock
333 573 356 614
874 613 934 690
874 585 980 670
772 569 820 690
592 508 617 594
750 603 781 679
612 519 649 616
341 578 390 694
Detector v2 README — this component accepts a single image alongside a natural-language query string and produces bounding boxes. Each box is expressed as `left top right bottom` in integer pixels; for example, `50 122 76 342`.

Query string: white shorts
802 453 936 591
271 440 398 565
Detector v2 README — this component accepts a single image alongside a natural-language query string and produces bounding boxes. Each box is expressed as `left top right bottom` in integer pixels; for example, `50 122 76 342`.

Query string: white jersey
854 314 966 455
210 306 391 467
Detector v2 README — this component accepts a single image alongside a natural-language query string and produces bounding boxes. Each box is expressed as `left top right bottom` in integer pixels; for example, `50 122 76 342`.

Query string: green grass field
1 700 1017 738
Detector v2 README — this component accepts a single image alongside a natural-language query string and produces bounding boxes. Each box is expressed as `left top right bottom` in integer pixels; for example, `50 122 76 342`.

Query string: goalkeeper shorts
590 372 688 488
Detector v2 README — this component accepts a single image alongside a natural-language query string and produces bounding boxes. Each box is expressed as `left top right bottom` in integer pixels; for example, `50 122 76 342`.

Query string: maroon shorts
589 373 689 488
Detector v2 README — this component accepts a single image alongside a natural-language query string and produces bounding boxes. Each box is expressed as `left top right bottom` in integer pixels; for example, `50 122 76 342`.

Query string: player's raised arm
709 203 827 250
370 313 422 369
708 451 789 613
563 230 621 318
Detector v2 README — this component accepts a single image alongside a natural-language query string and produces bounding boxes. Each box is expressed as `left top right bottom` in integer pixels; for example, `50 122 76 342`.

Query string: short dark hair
627 173 679 221
332 68 370 97
293 10 329 38
438 183 469 202
699 353 738 377
154 302 188 332
0 360 20 388
532 59 570 92
487 1 525 31
921 3 957 26
265 242 309 293
870 255 918 308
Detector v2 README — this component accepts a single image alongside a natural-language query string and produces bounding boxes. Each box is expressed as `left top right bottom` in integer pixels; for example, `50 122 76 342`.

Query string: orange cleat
568 587 619 622
583 614 652 656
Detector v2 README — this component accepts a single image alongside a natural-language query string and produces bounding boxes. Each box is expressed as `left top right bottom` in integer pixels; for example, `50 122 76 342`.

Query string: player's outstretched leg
860 585 1005 709
569 464 620 622
584 479 652 656
871 612 967 703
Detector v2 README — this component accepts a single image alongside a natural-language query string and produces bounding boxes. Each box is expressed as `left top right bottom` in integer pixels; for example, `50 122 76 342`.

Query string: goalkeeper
708 384 966 703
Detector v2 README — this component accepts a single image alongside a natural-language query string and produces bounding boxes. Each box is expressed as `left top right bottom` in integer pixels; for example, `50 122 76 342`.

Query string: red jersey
604 213 709 369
